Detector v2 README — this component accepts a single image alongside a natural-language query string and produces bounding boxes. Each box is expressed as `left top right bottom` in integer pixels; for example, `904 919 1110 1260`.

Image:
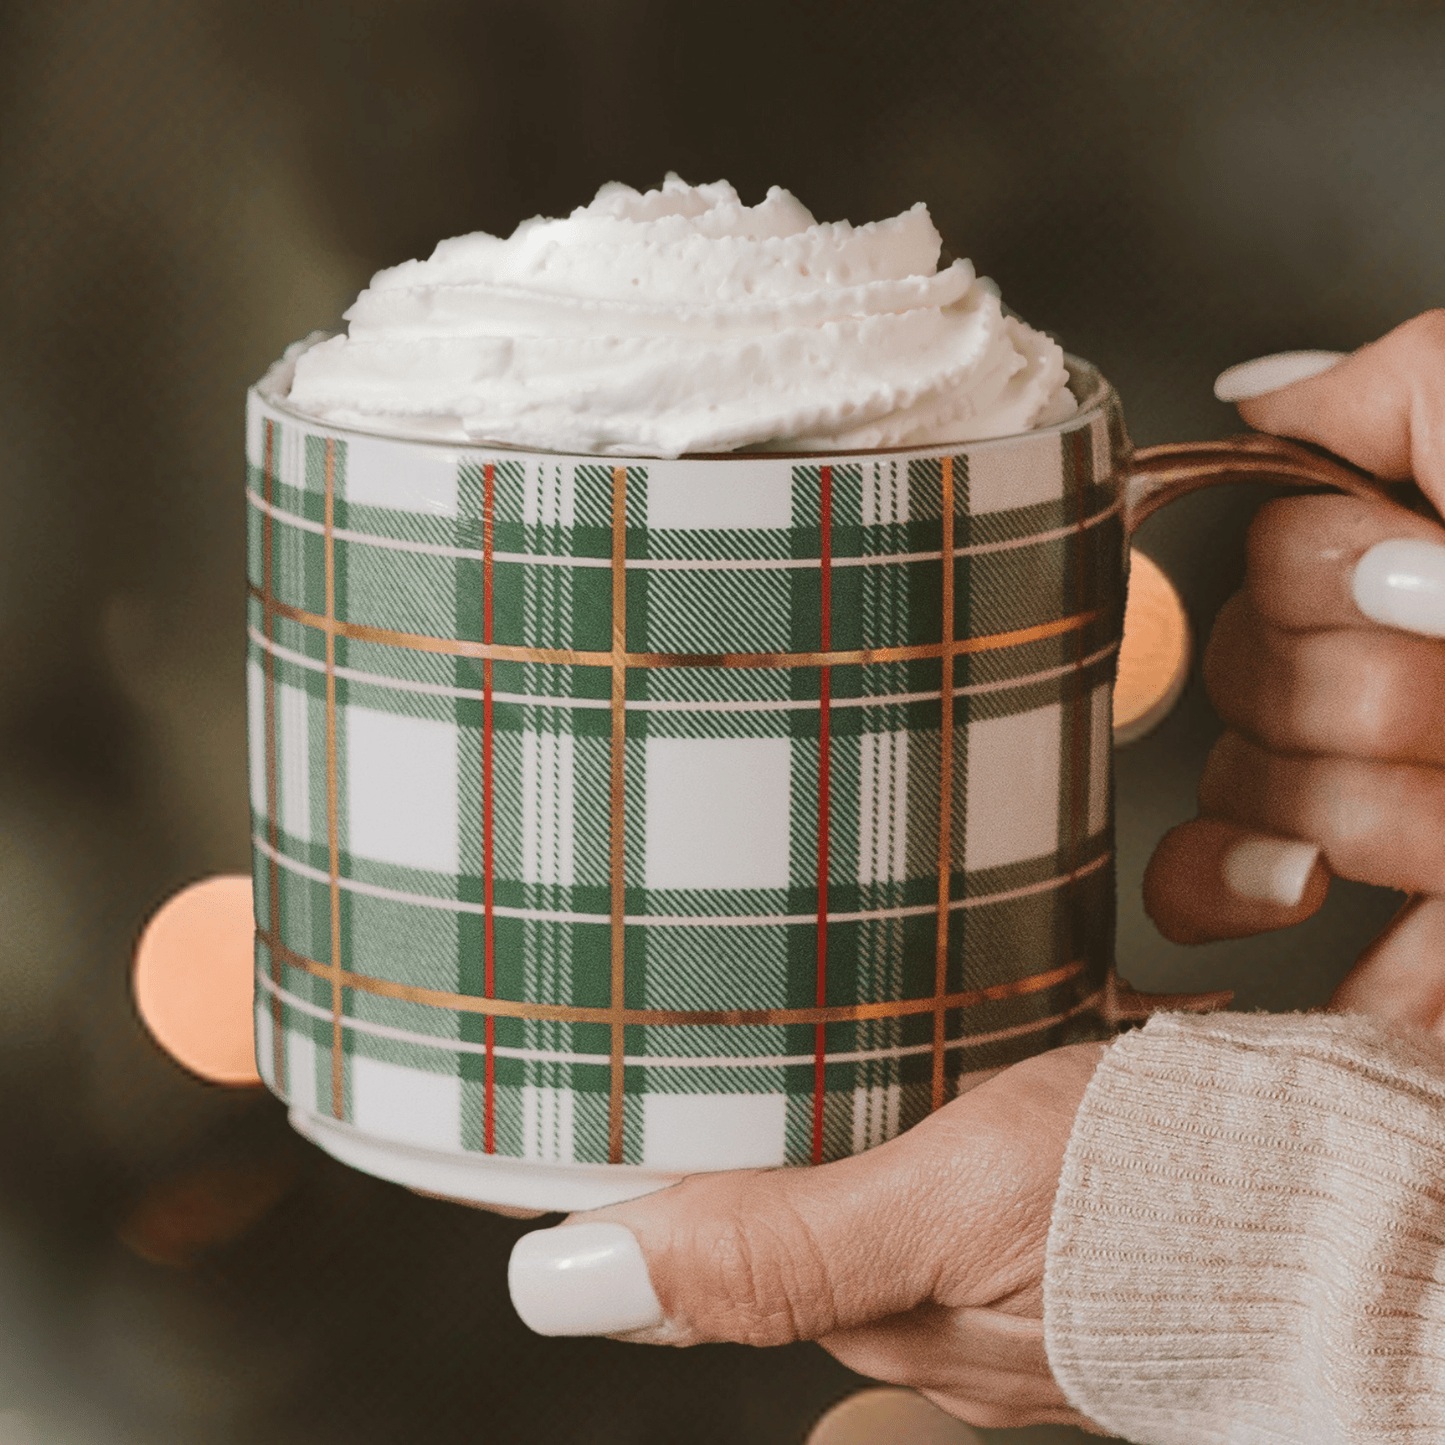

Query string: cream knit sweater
1044 1010 1445 1444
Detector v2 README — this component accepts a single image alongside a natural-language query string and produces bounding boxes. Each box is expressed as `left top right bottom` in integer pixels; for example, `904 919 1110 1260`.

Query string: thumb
506 1042 1104 1345
507 1140 944 1346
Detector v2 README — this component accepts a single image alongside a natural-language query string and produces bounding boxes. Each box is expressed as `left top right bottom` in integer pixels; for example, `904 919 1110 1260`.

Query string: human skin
507 311 1445 1433
1144 310 1445 1034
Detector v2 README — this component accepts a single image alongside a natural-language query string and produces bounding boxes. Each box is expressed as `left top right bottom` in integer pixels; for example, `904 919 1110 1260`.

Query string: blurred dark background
0 1 1442 1441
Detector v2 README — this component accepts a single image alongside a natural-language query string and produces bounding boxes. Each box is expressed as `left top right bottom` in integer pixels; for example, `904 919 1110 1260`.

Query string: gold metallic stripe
933 456 954 1113
609 465 628 1166
249 622 1119 713
260 967 1104 1070
249 586 1097 670
260 932 1084 1027
324 438 344 1119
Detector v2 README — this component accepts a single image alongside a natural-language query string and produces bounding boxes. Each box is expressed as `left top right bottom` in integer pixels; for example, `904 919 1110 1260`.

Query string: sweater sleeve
1043 1010 1445 1445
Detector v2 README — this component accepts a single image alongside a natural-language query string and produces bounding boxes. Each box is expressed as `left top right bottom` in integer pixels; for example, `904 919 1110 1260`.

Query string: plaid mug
245 357 1391 1209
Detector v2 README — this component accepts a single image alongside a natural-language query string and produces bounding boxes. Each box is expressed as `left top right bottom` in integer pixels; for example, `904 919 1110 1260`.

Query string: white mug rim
251 353 1112 463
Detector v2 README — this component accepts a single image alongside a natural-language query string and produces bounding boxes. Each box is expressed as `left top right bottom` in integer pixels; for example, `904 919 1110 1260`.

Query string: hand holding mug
504 312 1445 1439
509 1038 1107 1434
1145 311 1445 1031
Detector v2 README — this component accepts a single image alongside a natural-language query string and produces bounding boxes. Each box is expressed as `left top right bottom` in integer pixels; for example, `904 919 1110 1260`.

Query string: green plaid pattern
246 374 1127 1169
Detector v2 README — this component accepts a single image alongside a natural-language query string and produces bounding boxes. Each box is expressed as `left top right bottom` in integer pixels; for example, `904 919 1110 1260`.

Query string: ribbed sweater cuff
1043 1010 1445 1445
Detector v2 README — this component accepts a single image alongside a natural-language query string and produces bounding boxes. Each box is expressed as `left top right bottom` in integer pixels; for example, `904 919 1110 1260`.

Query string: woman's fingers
1153 319 1445 957
1236 310 1445 510
1198 730 1445 894
1243 493 1445 634
1205 593 1445 767
1144 817 1328 945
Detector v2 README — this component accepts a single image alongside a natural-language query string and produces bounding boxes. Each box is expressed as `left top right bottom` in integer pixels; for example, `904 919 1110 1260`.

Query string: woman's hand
1144 312 1445 1030
504 315 1445 1436
508 1041 1108 1434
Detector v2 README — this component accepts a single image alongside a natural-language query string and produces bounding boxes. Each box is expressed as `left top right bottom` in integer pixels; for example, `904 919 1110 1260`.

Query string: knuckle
1338 644 1411 755
1295 632 1445 762
1246 493 1334 568
1245 494 1375 630
1284 754 1380 853
686 1196 833 1347
1298 758 1445 889
1277 632 1372 752
1209 628 1436 766
1297 756 1367 844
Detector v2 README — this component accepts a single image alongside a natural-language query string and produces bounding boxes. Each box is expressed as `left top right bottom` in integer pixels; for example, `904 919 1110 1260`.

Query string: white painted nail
1222 837 1320 908
1352 538 1445 638
508 1222 664 1337
1214 350 1346 403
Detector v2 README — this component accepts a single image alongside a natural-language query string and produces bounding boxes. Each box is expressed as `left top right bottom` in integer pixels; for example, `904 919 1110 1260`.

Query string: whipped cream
283 175 1077 457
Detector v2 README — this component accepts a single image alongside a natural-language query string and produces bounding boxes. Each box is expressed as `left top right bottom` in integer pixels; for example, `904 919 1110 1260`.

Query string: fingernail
1222 837 1320 907
1213 350 1345 403
1353 539 1445 638
508 1222 664 1337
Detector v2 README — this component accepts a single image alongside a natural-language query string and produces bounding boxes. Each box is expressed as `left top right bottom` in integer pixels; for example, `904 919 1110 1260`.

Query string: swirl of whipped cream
284 175 1076 457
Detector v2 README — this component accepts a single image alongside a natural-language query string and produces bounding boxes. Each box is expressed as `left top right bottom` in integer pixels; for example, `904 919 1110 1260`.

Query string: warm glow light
1114 548 1191 745
133 874 260 1086
806 1388 982 1445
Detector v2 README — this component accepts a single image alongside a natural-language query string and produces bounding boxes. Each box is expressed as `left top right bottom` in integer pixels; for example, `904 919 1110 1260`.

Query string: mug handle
1127 430 1418 529
1105 431 1422 1027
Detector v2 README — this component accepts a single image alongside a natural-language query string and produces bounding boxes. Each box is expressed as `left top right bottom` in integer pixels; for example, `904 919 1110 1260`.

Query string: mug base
289 1108 685 1211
